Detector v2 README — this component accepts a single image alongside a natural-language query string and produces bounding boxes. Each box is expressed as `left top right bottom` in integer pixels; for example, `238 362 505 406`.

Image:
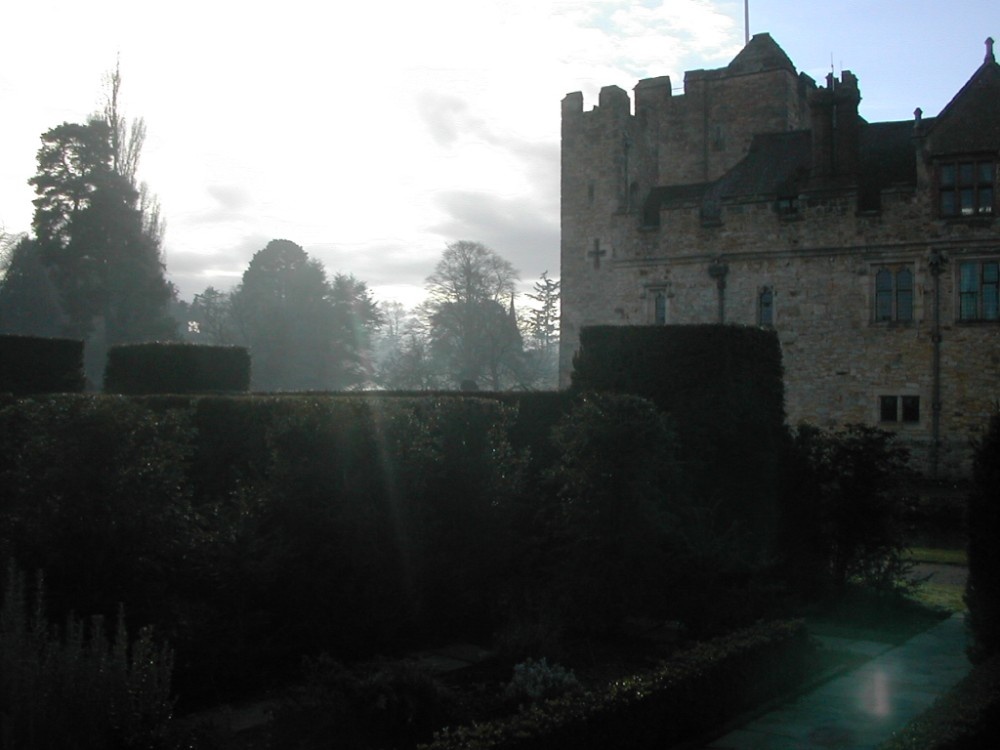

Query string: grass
905 547 968 566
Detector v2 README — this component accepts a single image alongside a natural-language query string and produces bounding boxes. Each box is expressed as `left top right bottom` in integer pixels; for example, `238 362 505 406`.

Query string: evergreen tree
229 240 381 391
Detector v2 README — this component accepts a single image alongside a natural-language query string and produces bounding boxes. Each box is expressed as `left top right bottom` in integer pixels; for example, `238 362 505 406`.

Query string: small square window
880 396 898 422
879 395 920 425
901 396 920 423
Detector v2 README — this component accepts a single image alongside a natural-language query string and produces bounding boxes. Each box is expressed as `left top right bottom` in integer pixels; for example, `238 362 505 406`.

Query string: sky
1 0 997 308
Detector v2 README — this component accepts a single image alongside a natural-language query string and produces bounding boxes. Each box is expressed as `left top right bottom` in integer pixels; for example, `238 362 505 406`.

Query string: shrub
276 655 463 749
0 563 175 749
426 620 813 750
0 334 84 395
569 325 786 551
781 423 913 594
966 412 1000 662
504 658 580 705
542 393 682 633
0 396 197 627
104 342 250 394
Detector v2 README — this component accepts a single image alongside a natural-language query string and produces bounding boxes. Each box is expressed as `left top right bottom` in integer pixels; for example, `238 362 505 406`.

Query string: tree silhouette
424 240 523 390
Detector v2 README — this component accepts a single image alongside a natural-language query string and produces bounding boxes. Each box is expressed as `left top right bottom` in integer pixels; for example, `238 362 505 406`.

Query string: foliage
29 119 175 353
782 423 914 593
0 562 175 750
276 655 464 749
424 620 813 750
504 658 579 705
0 397 197 627
570 325 786 550
966 412 1000 662
104 342 250 394
424 241 524 389
544 393 682 633
0 237 64 337
0 335 84 395
228 240 381 391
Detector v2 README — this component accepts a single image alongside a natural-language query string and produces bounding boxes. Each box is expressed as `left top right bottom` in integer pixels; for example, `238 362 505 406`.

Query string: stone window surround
956 256 1000 323
870 261 917 325
874 389 924 430
937 157 996 219
643 283 670 325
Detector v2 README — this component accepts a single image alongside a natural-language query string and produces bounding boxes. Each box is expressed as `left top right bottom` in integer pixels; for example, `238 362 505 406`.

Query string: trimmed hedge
104 342 250 394
422 620 813 750
0 334 84 395
570 325 785 547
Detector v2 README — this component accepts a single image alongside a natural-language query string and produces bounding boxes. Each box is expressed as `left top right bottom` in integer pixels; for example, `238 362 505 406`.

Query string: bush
0 396 197 626
966 413 1000 662
426 620 813 750
275 655 463 749
104 342 250 394
570 325 785 551
542 393 682 633
0 563 175 749
504 659 580 705
0 334 84 395
781 423 913 594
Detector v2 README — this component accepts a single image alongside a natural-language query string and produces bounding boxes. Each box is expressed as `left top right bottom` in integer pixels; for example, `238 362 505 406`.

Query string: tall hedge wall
0 334 85 395
570 325 786 547
104 342 250 394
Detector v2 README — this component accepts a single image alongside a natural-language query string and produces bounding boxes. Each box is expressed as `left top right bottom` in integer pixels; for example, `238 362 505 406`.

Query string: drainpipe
928 249 945 479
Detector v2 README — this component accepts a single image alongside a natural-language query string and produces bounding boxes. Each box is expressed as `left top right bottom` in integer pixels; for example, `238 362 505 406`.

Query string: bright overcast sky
1 0 997 307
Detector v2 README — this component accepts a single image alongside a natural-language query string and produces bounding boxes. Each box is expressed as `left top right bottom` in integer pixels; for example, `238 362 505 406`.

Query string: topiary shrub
569 325 786 553
966 412 1000 663
104 342 250 394
0 334 84 395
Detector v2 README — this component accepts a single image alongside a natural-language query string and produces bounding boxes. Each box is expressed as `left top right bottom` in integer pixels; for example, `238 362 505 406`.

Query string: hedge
570 325 786 548
966 412 1000 663
103 342 250 394
422 619 813 750
0 334 84 395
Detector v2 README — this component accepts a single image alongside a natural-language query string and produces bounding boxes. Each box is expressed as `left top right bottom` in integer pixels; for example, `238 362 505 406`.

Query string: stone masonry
560 33 1000 477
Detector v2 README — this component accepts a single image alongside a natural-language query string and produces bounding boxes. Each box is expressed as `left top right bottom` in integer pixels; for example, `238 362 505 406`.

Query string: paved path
705 613 970 749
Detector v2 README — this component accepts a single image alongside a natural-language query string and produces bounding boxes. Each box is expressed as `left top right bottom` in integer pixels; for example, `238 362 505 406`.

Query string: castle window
651 289 667 324
758 287 774 327
873 266 914 322
880 395 920 424
939 159 994 217
959 260 1000 321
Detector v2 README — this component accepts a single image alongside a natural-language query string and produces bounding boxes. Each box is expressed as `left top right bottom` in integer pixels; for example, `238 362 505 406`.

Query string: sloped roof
927 55 1000 155
727 32 796 76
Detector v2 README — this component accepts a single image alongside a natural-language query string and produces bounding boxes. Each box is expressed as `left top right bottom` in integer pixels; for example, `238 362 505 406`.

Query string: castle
559 33 1000 477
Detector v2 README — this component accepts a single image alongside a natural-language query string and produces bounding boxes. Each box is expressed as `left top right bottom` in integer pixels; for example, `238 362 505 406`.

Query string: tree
424 241 523 390
229 240 381 391
183 286 233 344
521 271 560 389
0 236 64 337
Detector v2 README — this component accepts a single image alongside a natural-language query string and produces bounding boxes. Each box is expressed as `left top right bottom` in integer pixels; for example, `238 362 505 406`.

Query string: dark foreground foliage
0 563 175 750
0 334 84 395
423 620 813 750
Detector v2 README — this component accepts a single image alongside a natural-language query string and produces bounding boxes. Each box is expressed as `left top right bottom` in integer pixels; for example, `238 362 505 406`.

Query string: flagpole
745 0 750 44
